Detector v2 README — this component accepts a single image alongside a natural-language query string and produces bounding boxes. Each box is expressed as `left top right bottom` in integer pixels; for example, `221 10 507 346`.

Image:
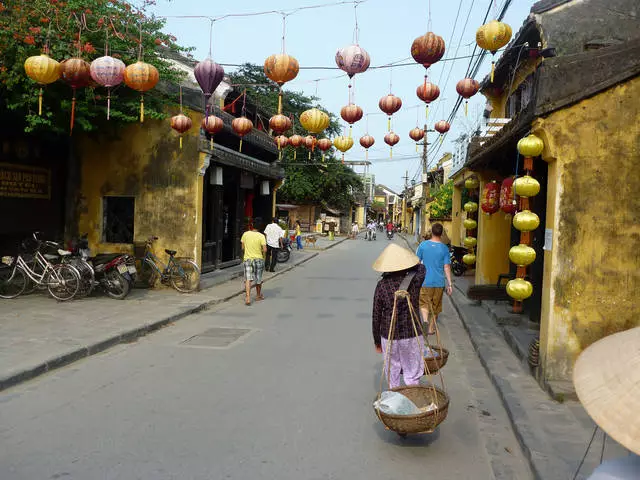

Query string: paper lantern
24 53 61 116
409 127 424 152
509 244 536 266
231 116 253 152
264 53 299 86
202 115 224 149
463 218 477 230
171 113 192 149
90 55 125 120
456 78 480 116
481 180 500 215
335 44 371 78
463 237 477 248
506 278 533 301
300 108 330 134
275 135 289 149
269 114 292 134
340 104 363 136
464 201 478 213
411 32 445 69
359 134 375 160
289 134 304 160
60 58 91 134
476 20 512 82
465 177 479 190
384 132 399 158
416 81 440 103
513 210 540 232
333 135 354 162
123 61 160 122
463 253 476 265
434 120 450 134
500 177 516 214
379 94 402 131
514 175 541 198
317 138 332 161
194 58 224 113
517 134 544 158
304 135 317 160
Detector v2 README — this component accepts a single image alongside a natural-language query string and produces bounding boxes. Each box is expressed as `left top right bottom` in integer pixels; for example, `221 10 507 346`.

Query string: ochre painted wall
76 110 204 266
534 76 640 381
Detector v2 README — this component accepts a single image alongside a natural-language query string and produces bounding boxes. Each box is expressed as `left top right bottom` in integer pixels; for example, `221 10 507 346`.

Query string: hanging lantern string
241 88 247 116
179 85 183 114
352 2 360 44
428 0 432 31
208 19 215 57
281 13 287 54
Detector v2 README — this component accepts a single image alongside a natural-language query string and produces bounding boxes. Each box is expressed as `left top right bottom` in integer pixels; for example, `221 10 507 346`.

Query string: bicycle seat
58 249 72 256
165 249 177 256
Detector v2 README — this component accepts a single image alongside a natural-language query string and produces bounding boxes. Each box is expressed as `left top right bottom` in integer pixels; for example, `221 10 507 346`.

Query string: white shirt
264 223 284 248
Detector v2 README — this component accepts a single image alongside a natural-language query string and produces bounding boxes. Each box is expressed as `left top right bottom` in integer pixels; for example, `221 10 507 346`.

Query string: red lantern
171 113 192 149
434 120 450 134
275 135 289 149
500 177 516 214
317 138 332 161
60 58 91 134
409 127 425 142
231 116 253 152
416 82 440 103
269 114 292 134
340 103 363 137
289 134 304 160
202 115 224 149
456 78 480 116
304 135 317 151
359 134 375 160
379 94 402 131
384 132 399 159
411 32 446 70
481 181 500 215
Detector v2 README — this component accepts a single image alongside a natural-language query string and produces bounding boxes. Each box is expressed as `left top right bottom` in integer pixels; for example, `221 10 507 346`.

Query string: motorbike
450 245 467 277
367 229 377 241
386 230 394 240
276 237 292 263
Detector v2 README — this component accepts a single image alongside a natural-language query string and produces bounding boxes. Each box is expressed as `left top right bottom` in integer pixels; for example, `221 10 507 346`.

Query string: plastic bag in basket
374 391 421 415
424 346 440 358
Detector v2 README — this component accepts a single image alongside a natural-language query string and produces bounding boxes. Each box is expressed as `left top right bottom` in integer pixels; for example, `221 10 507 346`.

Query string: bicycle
135 236 200 293
0 236 81 301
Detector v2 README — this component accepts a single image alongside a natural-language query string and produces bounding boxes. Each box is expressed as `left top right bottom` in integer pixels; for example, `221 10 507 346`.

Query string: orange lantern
264 53 299 116
379 94 402 131
359 134 375 160
481 180 500 215
456 78 480 116
411 32 446 70
409 127 425 152
171 113 192 149
123 61 159 122
416 81 440 120
269 114 292 134
274 135 289 160
317 138 332 161
304 135 317 160
340 104 363 137
500 177 516 215
60 58 91 134
201 115 224 149
231 117 253 152
289 134 304 160
384 132 400 159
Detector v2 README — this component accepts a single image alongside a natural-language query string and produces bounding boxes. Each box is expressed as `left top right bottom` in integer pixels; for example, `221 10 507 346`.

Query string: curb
0 250 323 392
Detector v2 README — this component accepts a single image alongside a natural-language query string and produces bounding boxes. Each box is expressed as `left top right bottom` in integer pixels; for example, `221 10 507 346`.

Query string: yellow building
451 0 640 388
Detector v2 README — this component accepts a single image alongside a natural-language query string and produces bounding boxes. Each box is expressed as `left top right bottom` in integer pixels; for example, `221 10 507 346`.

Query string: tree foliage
429 179 453 219
229 64 363 211
0 0 189 133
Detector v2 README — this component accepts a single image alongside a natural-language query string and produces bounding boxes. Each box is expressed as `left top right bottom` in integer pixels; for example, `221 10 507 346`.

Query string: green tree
0 0 189 133
229 63 363 211
429 180 454 219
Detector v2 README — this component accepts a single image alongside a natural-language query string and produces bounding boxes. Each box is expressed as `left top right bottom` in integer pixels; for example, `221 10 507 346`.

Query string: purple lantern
90 55 125 119
194 58 225 115
335 44 371 78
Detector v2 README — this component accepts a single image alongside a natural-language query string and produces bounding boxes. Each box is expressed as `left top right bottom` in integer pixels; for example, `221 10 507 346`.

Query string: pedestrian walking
372 244 426 389
241 222 267 306
415 222 453 335
264 217 284 272
295 220 303 250
351 222 359 239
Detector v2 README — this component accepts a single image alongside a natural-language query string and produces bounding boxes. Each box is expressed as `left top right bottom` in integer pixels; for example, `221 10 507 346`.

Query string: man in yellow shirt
240 223 267 305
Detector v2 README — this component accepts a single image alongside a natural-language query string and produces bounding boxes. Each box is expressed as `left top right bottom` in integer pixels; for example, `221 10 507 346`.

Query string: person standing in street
295 220 303 250
415 222 453 335
372 244 426 389
264 218 284 273
351 222 359 239
241 223 267 306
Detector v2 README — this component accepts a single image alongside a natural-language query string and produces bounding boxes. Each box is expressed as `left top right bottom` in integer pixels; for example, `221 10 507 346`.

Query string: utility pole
422 123 429 182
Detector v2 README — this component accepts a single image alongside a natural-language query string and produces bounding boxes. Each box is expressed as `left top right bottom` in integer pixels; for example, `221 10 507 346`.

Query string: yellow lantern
264 53 299 86
506 278 533 301
300 108 330 134
463 253 476 265
333 135 354 162
513 210 540 232
517 134 544 158
24 54 61 115
476 20 512 82
463 201 478 213
463 237 477 248
509 244 536 266
514 175 541 198
463 218 477 230
465 177 479 189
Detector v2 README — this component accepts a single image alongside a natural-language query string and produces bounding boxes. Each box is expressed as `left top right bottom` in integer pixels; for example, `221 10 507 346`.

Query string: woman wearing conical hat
372 244 426 389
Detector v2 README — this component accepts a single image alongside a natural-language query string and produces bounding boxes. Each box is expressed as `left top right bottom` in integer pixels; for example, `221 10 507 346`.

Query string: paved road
0 239 532 479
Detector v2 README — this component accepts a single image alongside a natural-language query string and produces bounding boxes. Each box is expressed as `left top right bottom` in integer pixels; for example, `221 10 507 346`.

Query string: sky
149 0 536 192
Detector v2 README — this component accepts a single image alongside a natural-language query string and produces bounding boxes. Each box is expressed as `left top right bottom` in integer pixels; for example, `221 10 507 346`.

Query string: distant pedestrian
351 222 359 239
415 222 453 335
264 217 284 273
295 220 303 250
372 244 426 389
241 222 267 306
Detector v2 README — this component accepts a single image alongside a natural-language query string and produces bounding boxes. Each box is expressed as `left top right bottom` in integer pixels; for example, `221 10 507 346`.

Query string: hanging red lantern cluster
481 180 500 215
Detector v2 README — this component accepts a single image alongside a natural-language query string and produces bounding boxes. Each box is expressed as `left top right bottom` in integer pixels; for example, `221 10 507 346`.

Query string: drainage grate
181 327 252 348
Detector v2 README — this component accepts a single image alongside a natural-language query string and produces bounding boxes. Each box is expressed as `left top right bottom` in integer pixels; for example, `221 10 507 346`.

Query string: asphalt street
0 238 532 479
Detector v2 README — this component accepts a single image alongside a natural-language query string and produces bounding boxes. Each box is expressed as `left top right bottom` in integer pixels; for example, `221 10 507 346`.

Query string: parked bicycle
0 235 81 301
135 236 200 293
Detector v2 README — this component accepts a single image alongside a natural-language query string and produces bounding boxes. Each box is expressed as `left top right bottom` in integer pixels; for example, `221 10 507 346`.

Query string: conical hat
372 244 420 272
573 327 640 455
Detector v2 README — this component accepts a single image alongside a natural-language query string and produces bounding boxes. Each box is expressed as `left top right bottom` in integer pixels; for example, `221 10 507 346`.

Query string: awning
275 204 299 211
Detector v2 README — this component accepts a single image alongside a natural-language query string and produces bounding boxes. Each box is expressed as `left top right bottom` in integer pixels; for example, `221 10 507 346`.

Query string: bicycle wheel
66 258 94 297
46 264 80 301
103 269 131 300
169 259 201 293
135 258 158 288
0 265 27 299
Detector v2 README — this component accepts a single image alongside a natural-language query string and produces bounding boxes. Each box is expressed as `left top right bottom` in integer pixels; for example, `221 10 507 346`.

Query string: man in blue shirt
415 223 453 335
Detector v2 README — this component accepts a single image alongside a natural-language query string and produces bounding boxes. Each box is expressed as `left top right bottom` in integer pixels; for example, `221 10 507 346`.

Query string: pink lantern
194 58 225 116
90 55 125 119
335 44 371 78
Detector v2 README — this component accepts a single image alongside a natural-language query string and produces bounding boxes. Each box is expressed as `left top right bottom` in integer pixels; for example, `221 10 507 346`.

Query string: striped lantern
171 113 193 149
317 138 332 161
90 55 125 120
359 134 375 160
60 58 91 134
202 115 224 149
456 78 480 116
231 116 253 152
379 94 402 131
123 61 159 122
24 53 61 116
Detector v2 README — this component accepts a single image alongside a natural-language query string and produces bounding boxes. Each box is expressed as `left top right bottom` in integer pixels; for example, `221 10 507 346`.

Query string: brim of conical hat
372 244 420 272
573 327 640 455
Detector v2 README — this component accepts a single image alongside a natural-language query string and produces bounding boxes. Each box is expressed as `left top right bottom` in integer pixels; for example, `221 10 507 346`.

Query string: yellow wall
474 173 511 285
484 57 543 118
76 110 204 265
451 183 463 247
533 76 640 381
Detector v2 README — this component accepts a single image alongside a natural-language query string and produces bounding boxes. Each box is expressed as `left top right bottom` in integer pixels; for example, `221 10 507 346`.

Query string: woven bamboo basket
375 384 449 435
424 346 450 374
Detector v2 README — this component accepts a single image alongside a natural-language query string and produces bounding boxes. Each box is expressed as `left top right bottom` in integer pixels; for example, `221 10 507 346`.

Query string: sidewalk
0 237 347 392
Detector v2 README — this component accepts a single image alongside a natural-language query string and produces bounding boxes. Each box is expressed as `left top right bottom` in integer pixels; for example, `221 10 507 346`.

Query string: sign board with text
0 163 51 199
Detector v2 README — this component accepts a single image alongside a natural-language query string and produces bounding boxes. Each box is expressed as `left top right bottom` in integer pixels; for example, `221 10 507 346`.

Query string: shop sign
0 163 50 199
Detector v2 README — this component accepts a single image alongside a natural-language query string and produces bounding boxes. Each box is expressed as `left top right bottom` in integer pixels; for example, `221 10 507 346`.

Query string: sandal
256 295 265 301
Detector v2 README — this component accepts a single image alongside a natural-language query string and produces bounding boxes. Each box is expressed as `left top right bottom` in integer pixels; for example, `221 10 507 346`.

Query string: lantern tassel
416 143 418 153
140 95 145 123
294 150 297 160
387 117 391 131
308 151 311 160
322 153 325 162
390 147 393 159
38 88 43 116
349 125 352 138
490 60 495 83
365 149 368 161
107 89 111 120
179 136 183 149
425 105 429 122
210 138 213 150
278 91 283 115
279 150 282 161
465 101 468 117
341 154 344 164
239 139 243 152
70 90 76 136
